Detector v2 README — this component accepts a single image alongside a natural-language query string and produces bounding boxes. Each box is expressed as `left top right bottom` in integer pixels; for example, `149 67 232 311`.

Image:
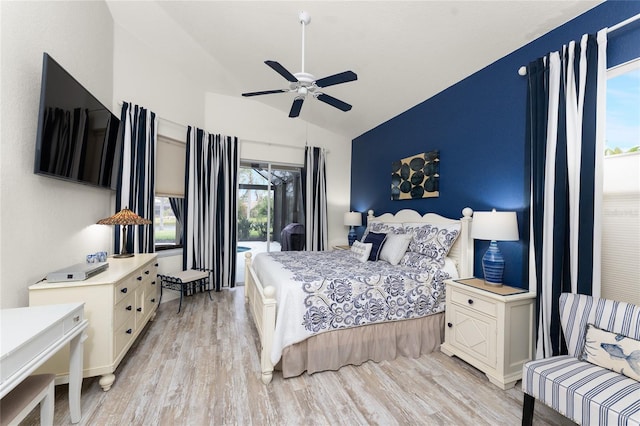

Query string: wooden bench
158 269 212 313
0 374 55 426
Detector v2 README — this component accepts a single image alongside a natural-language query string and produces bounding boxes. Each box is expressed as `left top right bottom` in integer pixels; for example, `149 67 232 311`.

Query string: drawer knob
137 276 143 281
126 328 133 334
468 299 474 305
155 263 159 267
447 322 453 328
121 288 128 294
137 307 142 312
151 281 156 285
73 315 80 323
126 305 132 311
151 298 156 303
145 271 150 275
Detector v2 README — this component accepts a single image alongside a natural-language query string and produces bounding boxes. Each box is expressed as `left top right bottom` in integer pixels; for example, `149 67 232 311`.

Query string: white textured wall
0 1 115 308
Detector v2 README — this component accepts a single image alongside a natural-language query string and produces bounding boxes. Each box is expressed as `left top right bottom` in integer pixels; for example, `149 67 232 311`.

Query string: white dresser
440 278 535 390
29 254 159 391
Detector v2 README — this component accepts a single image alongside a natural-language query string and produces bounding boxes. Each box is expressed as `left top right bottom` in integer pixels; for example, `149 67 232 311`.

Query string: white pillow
350 241 373 263
379 233 412 265
580 323 640 382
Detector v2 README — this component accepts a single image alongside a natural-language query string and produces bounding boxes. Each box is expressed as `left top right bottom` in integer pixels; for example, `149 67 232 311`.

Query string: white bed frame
244 207 474 384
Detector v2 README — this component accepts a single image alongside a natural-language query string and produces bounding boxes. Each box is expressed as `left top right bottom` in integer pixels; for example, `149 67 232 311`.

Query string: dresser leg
99 373 115 391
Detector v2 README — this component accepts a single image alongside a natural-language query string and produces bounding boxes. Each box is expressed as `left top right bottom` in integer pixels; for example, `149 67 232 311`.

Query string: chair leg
522 393 535 426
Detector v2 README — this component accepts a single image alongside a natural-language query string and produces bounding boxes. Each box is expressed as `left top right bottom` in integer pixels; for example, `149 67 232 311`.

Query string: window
154 134 186 251
601 58 640 305
154 196 183 250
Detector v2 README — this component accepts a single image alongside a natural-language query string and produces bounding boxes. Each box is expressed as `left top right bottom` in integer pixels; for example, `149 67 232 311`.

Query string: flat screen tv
34 53 121 189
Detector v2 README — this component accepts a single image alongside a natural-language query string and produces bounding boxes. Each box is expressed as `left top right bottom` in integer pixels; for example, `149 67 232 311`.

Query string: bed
244 208 474 384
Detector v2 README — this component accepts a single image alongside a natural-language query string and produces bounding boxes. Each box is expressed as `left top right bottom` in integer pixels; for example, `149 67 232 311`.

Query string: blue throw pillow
364 232 387 261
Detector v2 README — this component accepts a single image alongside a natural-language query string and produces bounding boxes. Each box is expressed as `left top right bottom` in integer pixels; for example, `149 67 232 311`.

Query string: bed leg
244 252 252 302
261 371 273 384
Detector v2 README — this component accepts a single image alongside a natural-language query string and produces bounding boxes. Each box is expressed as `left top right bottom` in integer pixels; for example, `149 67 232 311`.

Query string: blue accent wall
351 1 640 289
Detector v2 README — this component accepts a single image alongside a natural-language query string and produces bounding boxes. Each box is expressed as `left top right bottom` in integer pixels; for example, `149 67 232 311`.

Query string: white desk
1 303 88 423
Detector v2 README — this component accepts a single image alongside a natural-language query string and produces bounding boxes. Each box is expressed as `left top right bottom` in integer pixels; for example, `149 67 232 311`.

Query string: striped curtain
303 146 328 251
168 197 184 245
525 30 607 358
184 127 238 291
116 102 156 254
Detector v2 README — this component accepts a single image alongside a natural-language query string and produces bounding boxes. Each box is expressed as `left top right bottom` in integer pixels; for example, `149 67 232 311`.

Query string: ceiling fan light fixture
241 11 357 118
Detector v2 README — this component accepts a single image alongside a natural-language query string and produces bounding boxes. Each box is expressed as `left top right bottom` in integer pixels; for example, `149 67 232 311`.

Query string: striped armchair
522 293 640 426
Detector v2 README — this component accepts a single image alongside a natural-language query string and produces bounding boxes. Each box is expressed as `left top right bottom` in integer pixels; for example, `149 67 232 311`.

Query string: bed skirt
279 311 445 378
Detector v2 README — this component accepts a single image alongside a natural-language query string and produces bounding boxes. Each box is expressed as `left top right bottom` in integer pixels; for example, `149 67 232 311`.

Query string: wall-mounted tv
34 53 121 190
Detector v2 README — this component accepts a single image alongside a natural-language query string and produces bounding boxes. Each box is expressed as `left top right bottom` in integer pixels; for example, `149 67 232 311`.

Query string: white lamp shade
344 211 362 227
472 210 519 241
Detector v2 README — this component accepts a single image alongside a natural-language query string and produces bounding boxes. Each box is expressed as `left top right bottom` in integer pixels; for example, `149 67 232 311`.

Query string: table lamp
471 209 519 286
97 207 152 258
344 211 362 246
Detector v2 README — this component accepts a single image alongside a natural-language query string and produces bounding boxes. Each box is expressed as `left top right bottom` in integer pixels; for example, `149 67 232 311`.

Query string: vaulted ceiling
107 1 603 139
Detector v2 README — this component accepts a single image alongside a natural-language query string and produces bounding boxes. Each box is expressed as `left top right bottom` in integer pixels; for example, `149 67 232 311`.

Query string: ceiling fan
241 11 357 118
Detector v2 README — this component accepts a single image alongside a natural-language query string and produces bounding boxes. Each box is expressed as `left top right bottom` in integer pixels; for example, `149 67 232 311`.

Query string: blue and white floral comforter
251 250 458 365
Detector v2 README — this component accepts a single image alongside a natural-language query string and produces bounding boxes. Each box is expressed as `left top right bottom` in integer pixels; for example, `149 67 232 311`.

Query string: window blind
601 192 640 305
156 135 185 197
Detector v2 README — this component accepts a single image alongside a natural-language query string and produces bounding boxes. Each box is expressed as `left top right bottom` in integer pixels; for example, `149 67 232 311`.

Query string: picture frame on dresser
28 254 159 391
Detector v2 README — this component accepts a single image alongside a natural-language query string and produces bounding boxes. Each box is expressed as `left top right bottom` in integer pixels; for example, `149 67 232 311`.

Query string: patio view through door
236 161 304 283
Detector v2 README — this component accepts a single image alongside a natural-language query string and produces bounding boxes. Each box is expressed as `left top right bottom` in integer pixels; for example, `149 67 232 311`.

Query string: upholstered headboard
365 207 474 278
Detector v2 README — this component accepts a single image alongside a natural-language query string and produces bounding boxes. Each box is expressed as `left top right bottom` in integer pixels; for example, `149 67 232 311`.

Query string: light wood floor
23 287 575 425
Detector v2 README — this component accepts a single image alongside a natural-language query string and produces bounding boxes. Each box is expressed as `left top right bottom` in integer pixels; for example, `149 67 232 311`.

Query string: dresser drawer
114 292 135 331
450 287 497 317
114 277 135 305
136 261 157 286
114 316 136 359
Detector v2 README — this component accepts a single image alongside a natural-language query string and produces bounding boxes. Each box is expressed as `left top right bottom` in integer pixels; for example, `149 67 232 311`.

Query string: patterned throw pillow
580 323 640 382
361 221 405 241
363 232 387 261
349 241 373 263
379 233 412 266
403 222 461 265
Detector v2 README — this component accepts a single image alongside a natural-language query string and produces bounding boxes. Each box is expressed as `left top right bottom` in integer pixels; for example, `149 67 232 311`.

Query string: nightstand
440 278 535 390
332 245 351 251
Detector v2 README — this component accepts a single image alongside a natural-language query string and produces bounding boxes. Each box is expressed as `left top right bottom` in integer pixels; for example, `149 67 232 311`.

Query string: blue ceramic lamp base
482 240 504 286
348 227 357 246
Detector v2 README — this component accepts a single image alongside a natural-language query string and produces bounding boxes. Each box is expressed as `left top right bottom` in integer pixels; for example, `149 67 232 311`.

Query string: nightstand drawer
450 287 496 317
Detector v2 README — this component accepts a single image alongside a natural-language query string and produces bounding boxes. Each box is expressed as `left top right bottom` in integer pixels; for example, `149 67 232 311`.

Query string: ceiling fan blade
315 71 357 88
289 97 304 118
316 93 352 112
242 89 287 97
265 60 298 83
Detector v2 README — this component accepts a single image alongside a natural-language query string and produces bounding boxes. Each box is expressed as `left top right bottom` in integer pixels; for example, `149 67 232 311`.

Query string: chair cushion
522 356 640 425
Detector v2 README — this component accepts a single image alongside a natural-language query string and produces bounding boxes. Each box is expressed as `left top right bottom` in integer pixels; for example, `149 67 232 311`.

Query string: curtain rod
240 139 305 151
517 12 640 76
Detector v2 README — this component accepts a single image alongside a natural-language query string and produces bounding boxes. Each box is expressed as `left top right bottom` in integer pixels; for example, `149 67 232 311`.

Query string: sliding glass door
237 162 304 253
